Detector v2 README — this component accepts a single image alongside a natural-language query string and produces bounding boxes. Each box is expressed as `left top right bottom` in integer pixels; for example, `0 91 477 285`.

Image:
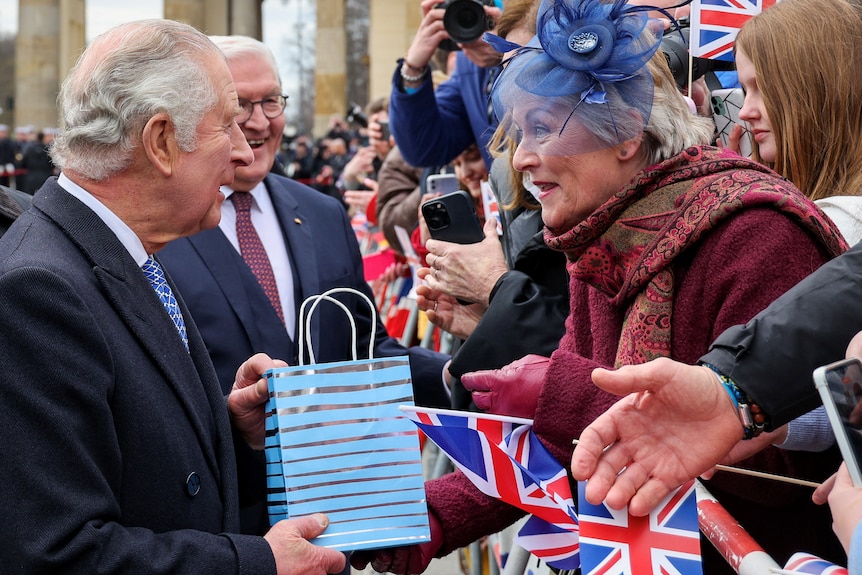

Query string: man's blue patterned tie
142 256 189 350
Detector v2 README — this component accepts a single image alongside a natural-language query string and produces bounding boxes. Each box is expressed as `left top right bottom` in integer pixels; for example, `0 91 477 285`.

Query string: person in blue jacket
389 0 503 169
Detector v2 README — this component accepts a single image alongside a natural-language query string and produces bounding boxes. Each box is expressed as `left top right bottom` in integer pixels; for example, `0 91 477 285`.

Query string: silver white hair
51 19 222 181
641 55 716 165
208 35 282 86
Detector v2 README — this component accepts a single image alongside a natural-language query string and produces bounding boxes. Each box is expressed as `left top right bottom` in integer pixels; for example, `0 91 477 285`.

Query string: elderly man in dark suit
0 19 346 575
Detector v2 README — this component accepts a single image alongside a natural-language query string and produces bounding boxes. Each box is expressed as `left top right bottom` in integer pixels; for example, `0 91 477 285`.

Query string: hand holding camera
403 0 502 82
434 0 500 51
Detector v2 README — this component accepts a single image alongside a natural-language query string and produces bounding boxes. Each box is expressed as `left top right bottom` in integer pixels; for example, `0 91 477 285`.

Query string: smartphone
426 173 460 196
710 88 752 158
812 358 862 487
379 120 391 142
421 190 484 245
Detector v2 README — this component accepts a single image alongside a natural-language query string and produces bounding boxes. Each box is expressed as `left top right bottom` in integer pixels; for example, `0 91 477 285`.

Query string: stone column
314 0 347 136
369 0 420 102
15 0 61 130
164 0 231 35
230 0 263 38
164 0 207 32
58 0 85 83
205 0 231 36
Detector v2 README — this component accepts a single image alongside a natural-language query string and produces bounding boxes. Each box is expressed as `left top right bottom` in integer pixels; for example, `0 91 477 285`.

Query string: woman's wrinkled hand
416 270 483 339
424 219 507 307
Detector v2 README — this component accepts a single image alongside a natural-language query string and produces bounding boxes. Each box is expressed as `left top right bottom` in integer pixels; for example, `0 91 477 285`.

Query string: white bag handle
297 287 377 366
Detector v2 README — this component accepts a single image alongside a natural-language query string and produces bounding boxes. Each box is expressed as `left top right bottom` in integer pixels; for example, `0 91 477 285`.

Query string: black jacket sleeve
700 242 862 428
448 268 570 378
447 247 570 411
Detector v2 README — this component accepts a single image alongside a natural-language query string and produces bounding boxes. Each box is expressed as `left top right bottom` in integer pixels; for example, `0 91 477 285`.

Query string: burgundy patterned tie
231 191 285 325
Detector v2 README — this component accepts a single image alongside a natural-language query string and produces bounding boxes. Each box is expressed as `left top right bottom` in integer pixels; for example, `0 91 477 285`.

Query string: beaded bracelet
400 60 428 84
702 363 766 440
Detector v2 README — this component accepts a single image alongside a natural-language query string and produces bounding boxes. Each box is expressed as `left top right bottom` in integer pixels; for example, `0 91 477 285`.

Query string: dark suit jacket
0 179 275 573
159 174 449 407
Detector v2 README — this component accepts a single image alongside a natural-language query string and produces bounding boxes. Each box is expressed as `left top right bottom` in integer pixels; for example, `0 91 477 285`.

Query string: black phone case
421 190 484 245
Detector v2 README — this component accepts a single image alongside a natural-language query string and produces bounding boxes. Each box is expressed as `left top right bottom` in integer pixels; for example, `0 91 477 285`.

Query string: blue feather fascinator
489 0 663 156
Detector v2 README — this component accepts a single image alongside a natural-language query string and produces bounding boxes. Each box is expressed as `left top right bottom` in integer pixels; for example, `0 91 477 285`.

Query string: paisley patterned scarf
544 146 848 367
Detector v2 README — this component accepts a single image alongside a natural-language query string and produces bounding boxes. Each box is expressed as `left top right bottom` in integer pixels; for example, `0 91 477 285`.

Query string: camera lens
425 202 451 231
454 8 479 29
660 28 690 90
443 0 490 44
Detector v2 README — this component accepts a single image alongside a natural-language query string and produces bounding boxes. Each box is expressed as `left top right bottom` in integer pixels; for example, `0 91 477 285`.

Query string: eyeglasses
237 94 289 124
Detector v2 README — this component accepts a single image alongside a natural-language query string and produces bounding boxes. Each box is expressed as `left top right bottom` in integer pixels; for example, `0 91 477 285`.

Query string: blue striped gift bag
264 288 430 551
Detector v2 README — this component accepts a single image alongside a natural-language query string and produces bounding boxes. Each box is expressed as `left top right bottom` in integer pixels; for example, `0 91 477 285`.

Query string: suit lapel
266 175 324 362
188 228 266 343
33 184 223 482
186 223 294 357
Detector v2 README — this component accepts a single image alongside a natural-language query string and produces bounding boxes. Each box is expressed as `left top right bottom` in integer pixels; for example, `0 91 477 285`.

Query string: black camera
435 0 496 51
661 18 735 90
346 102 367 128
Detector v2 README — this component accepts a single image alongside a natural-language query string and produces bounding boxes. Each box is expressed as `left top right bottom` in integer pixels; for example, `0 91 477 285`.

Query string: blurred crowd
0 123 59 194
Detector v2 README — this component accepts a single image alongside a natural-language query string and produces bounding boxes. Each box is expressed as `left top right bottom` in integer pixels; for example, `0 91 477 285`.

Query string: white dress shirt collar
57 172 150 265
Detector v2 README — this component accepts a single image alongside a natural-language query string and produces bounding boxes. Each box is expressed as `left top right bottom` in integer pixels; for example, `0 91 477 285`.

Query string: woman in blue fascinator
351 1 848 573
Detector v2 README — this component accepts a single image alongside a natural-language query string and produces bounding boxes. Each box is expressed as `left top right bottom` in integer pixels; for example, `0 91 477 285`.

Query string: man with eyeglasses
158 36 452 536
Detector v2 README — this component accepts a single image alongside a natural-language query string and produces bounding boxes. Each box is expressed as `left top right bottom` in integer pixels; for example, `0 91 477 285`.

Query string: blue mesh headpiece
489 0 662 156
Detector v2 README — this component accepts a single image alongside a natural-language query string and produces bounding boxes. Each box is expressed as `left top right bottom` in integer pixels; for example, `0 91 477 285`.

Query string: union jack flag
783 552 848 575
578 480 702 575
400 406 580 570
690 0 779 61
